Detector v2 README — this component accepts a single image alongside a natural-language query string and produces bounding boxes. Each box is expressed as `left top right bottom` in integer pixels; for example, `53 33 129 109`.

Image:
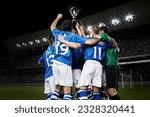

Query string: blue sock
63 94 72 100
93 92 101 100
74 90 80 100
79 90 88 100
46 93 52 100
87 89 93 100
51 91 60 100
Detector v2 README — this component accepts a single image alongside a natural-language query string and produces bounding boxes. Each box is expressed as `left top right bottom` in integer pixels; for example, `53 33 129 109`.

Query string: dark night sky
0 0 132 40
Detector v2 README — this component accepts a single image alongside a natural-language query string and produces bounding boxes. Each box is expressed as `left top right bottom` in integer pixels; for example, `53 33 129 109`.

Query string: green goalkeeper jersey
100 33 119 66
103 48 119 66
100 33 111 42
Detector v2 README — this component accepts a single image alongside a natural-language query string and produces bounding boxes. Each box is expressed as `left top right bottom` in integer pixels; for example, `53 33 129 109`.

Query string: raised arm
76 23 83 36
75 23 86 37
76 22 86 37
50 14 63 31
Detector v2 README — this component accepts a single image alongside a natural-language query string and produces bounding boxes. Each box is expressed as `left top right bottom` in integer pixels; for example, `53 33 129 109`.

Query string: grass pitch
0 85 150 100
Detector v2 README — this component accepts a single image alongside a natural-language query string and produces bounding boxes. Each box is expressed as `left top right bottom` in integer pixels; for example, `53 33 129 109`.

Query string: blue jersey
72 47 84 70
84 41 107 62
38 45 55 79
51 28 86 66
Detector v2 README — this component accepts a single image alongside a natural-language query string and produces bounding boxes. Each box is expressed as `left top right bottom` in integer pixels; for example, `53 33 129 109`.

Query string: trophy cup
69 6 80 22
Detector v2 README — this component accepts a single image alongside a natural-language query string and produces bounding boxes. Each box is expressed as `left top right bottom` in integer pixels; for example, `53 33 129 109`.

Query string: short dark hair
47 35 55 45
92 25 100 34
61 19 72 31
99 26 108 33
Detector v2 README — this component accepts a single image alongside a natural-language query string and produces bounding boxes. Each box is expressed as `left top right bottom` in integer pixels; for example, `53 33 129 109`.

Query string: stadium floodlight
22 42 27 46
42 37 48 42
125 14 134 22
111 18 120 25
99 23 106 27
28 41 33 45
16 44 21 48
35 39 40 43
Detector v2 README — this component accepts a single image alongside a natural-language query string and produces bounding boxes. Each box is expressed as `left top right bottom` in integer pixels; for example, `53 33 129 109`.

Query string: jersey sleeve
76 35 88 46
64 34 87 46
38 52 45 64
51 27 61 37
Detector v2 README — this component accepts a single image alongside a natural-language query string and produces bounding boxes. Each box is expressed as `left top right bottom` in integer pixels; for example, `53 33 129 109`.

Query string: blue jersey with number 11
84 41 107 62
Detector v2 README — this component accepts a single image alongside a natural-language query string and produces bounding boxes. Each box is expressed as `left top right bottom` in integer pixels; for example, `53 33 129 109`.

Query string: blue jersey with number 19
51 28 86 66
38 45 55 79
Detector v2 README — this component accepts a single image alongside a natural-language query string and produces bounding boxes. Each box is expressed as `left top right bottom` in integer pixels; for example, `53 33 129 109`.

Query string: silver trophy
69 6 80 21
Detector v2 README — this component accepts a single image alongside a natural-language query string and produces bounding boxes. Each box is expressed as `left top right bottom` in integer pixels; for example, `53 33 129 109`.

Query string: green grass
118 85 150 100
0 85 150 100
0 85 45 100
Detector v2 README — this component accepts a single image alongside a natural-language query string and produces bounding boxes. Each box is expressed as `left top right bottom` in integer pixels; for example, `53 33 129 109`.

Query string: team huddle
38 14 121 100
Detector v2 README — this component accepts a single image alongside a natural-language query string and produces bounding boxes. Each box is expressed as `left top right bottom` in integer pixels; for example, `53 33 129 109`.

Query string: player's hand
76 22 80 28
116 47 120 53
57 14 63 19
58 35 65 43
80 25 84 31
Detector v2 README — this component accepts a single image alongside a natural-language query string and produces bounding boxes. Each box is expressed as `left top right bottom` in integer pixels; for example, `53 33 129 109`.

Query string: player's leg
79 60 94 100
87 87 93 100
72 69 81 100
44 79 51 100
46 76 55 100
51 63 62 100
92 61 102 100
59 65 73 100
105 66 120 100
100 68 109 100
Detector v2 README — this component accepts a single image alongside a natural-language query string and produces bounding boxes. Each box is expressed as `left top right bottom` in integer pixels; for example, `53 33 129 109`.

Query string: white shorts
80 60 102 88
72 69 81 88
52 61 73 87
44 76 55 94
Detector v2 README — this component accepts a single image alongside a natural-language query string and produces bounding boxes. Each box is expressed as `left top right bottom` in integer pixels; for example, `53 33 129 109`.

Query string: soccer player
50 14 73 100
38 35 55 100
74 22 93 100
79 25 111 100
70 26 85 99
72 47 84 99
100 26 121 100
50 14 100 100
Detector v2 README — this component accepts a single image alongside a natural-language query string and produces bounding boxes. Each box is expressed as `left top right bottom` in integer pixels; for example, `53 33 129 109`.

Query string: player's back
53 28 87 66
72 47 84 70
38 45 55 79
52 28 73 66
84 41 107 62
